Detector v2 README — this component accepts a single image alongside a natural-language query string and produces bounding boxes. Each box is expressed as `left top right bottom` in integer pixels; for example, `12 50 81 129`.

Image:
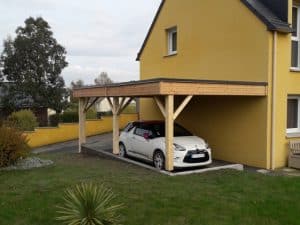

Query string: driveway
33 133 112 154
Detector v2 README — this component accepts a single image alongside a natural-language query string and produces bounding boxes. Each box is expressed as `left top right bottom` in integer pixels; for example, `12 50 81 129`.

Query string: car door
129 124 154 160
121 123 135 153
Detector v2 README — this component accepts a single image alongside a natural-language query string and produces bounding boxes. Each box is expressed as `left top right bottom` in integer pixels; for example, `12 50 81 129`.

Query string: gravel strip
0 157 54 171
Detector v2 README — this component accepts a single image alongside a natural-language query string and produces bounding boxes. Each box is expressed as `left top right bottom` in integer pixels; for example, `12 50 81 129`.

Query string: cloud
0 0 161 86
63 54 139 85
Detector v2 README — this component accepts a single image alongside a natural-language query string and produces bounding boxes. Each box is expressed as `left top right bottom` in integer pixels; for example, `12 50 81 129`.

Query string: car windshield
145 123 192 138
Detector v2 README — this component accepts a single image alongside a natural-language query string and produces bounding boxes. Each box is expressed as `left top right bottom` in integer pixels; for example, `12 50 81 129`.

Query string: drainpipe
271 31 277 170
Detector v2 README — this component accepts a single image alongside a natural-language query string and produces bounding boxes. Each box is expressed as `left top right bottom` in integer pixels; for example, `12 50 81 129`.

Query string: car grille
183 149 210 163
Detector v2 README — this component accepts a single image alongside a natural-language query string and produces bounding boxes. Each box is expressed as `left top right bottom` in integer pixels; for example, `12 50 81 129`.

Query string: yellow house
136 0 300 169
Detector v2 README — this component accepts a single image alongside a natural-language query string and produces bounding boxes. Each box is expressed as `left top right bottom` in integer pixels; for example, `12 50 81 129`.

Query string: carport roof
73 78 268 98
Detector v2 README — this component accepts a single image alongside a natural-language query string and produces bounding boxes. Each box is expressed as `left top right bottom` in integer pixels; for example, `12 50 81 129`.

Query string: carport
73 78 267 171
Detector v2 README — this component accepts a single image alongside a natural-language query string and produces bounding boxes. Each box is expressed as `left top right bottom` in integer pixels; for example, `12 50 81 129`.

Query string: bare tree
71 79 84 89
94 72 113 85
69 79 84 104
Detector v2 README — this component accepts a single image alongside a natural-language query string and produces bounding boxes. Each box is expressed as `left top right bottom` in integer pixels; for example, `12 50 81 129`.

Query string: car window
134 125 154 138
149 123 192 137
123 123 135 132
135 128 146 137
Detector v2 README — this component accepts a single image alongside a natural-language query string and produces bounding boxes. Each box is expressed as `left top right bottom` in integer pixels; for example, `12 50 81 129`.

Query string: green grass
1 152 300 225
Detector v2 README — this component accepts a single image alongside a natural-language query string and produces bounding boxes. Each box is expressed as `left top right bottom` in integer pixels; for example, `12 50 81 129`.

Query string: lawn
0 152 300 225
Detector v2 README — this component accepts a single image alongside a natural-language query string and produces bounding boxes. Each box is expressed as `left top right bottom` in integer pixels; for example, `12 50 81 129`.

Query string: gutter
271 31 277 170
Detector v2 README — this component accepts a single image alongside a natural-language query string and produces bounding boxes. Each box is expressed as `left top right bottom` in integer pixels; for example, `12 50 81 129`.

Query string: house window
287 96 300 133
167 27 177 55
292 6 300 69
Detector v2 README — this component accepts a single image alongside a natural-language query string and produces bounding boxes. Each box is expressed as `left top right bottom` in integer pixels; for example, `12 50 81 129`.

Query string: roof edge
136 0 165 61
74 78 268 90
240 0 292 33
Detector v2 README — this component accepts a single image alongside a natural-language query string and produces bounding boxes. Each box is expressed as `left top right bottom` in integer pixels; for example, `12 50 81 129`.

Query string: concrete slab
82 143 244 176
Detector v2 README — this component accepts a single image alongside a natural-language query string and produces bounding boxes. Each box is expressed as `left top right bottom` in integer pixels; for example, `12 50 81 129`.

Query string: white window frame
291 6 300 70
167 27 177 56
287 96 300 134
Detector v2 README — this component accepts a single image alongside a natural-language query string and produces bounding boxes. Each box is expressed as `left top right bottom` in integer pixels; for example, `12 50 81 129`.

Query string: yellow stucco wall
273 0 300 168
255 0 300 168
140 0 270 82
24 114 138 148
139 0 271 168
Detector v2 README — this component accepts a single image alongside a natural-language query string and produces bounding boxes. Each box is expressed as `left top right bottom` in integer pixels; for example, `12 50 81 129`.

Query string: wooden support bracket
154 97 166 118
173 95 193 120
117 97 126 114
83 97 90 111
84 97 100 113
118 97 134 115
107 97 114 113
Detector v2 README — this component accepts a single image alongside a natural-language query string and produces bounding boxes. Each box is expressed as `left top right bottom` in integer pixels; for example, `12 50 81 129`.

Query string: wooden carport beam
79 97 88 153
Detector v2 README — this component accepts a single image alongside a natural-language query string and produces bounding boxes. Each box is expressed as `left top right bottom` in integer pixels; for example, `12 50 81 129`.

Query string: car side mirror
143 132 150 140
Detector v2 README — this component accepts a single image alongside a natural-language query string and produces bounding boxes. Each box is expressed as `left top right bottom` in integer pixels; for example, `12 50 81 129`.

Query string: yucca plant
56 183 123 225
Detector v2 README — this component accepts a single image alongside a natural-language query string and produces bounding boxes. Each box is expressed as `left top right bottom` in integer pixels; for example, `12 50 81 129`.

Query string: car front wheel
119 143 127 158
153 151 165 170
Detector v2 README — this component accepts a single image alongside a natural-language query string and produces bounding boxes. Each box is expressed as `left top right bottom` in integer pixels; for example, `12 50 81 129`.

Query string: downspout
271 31 277 170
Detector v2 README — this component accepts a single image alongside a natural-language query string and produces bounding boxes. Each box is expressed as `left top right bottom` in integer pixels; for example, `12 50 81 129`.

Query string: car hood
156 136 207 150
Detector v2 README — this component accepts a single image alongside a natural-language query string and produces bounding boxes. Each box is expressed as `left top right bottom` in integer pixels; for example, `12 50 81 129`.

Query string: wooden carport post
165 95 174 171
107 97 134 155
155 95 193 171
112 97 120 155
78 97 88 153
106 97 121 155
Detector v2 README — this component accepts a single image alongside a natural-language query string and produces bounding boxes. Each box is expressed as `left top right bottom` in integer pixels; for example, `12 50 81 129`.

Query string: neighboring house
0 82 48 126
136 0 299 169
95 98 137 115
95 98 112 114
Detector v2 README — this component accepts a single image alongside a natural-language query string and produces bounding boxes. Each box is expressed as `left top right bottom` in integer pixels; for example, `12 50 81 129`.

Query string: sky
0 0 161 86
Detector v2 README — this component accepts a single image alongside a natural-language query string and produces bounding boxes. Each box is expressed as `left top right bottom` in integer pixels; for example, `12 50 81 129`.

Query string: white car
119 121 212 170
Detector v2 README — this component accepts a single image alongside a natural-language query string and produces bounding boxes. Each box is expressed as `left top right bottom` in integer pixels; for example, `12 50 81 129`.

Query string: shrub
56 183 123 225
49 114 60 127
0 124 30 167
60 111 78 123
86 108 97 120
8 110 38 131
60 108 98 123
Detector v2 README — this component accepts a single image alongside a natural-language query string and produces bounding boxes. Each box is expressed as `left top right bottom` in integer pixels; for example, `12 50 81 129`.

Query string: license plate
192 153 205 159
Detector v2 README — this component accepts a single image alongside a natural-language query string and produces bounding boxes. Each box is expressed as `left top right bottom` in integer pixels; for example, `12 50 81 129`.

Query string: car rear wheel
153 151 165 170
119 143 127 158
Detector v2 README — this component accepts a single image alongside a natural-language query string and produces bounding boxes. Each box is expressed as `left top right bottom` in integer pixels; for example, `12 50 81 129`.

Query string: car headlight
173 143 186 151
